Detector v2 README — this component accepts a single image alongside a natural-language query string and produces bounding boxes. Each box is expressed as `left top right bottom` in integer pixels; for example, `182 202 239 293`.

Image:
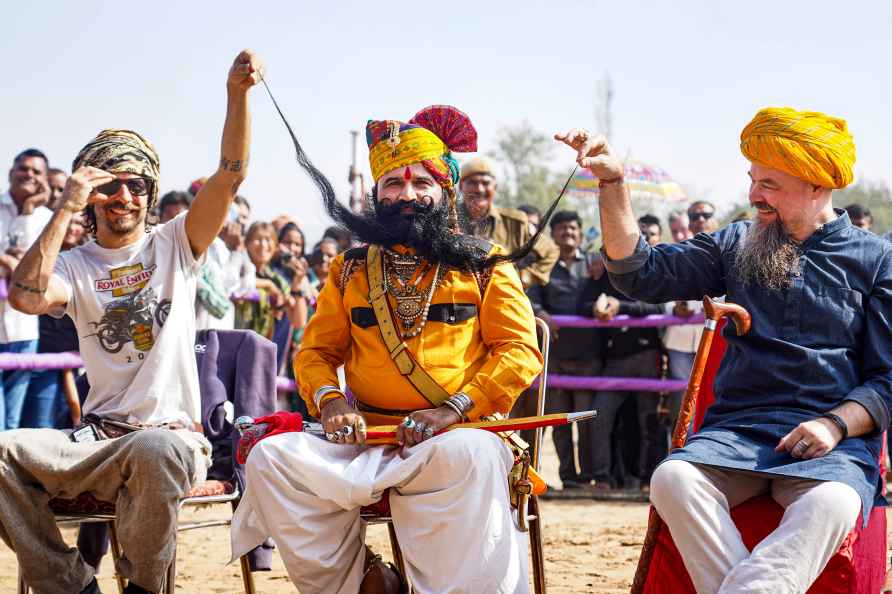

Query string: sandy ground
0 429 886 593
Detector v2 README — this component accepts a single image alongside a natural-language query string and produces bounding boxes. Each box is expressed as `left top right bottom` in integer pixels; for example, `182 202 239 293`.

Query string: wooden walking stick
630 296 751 594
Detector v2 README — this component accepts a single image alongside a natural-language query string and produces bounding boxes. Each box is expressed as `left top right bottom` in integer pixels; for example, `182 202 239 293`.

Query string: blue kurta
605 211 892 524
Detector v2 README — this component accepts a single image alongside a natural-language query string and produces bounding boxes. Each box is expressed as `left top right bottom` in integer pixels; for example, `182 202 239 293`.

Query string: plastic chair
360 316 552 594
17 329 278 594
638 318 888 594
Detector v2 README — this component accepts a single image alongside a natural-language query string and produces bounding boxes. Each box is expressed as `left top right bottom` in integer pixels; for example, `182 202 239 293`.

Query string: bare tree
488 121 560 211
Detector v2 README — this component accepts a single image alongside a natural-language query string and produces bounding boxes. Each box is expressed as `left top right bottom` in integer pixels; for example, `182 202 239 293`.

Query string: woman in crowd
235 221 308 373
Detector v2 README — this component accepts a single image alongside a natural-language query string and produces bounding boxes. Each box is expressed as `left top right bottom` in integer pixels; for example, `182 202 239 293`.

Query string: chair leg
528 496 547 594
239 554 257 594
17 570 29 594
164 542 177 594
107 522 127 594
387 522 412 593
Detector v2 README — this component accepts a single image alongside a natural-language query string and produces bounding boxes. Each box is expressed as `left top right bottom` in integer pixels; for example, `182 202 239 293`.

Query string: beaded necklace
382 248 444 338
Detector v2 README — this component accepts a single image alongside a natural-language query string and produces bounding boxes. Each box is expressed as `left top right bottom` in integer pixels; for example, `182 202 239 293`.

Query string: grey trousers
0 427 210 594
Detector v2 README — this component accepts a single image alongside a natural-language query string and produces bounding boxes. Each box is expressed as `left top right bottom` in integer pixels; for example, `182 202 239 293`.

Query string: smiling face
552 219 581 253
246 225 278 269
747 162 830 241
93 172 150 239
8 155 48 204
278 228 304 258
459 172 497 220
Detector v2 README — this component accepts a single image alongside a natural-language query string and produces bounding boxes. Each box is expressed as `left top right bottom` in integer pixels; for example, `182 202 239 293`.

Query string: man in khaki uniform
460 156 558 287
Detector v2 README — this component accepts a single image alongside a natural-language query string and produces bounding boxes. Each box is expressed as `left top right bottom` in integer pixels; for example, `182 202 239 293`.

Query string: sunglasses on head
94 178 153 197
689 211 715 222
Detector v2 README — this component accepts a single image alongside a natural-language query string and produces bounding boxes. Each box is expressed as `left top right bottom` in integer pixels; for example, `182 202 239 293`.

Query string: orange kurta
295 245 542 424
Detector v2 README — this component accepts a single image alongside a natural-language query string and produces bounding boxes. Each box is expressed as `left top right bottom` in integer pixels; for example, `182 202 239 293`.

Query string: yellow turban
740 107 855 189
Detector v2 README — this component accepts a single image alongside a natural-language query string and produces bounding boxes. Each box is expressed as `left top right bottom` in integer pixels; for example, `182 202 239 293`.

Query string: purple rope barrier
0 351 83 370
550 313 704 328
544 374 687 393
0 354 688 394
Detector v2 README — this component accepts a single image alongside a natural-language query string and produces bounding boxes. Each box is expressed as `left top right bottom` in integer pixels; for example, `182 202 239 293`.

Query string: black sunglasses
688 211 715 222
94 178 153 197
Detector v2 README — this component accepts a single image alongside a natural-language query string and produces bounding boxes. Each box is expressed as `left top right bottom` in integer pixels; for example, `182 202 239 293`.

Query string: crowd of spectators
0 145 882 495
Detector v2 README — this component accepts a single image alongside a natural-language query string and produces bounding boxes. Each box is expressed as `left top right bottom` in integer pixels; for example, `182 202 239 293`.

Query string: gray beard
734 218 801 290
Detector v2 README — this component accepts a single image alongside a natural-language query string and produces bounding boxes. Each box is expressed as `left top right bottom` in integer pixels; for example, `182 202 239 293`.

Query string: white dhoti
231 428 530 594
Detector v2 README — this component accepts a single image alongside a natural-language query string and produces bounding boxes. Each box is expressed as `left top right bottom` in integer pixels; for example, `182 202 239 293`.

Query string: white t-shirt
52 213 203 426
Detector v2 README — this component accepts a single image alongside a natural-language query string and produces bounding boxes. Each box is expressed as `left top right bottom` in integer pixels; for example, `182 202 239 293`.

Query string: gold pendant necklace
382 250 444 337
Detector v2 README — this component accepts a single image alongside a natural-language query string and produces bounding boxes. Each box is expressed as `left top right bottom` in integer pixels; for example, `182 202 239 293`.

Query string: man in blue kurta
556 108 892 593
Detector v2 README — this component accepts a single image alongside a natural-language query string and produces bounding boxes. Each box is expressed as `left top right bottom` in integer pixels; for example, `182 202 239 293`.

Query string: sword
235 411 597 446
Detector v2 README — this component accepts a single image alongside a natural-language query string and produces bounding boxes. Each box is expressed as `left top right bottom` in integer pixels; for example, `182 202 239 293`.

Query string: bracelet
598 176 624 189
313 385 345 411
820 412 848 441
290 289 304 298
444 393 474 421
443 400 464 420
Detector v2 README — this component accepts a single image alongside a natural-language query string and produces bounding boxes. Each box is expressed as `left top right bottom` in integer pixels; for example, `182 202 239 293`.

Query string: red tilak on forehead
403 167 412 181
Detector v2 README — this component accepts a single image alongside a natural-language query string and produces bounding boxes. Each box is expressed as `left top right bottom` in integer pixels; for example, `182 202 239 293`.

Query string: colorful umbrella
568 158 687 202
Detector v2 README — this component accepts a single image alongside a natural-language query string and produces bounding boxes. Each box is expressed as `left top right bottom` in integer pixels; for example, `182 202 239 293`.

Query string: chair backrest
194 329 278 484
531 317 551 472
692 318 729 432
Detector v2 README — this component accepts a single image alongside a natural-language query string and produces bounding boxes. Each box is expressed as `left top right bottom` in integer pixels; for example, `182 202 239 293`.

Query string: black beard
327 198 492 270
734 218 801 290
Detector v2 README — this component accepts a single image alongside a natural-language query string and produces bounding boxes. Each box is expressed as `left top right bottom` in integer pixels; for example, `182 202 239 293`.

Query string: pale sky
3 0 890 242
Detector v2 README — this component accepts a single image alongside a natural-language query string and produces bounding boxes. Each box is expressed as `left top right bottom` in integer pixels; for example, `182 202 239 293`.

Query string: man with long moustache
2 50 264 594
231 106 543 593
556 108 892 593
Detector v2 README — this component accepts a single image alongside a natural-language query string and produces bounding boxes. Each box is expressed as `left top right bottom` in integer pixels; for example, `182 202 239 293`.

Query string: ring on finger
341 426 354 437
325 432 337 442
402 417 415 429
423 427 434 439
414 422 427 434
794 439 810 452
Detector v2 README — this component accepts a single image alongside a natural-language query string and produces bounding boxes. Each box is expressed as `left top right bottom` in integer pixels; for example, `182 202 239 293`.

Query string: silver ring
414 422 427 434
423 427 434 439
794 440 810 451
325 432 337 442
341 426 354 437
402 417 415 429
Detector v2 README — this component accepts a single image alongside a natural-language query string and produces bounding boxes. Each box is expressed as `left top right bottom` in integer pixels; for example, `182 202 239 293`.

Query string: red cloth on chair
642 319 888 594
236 411 304 464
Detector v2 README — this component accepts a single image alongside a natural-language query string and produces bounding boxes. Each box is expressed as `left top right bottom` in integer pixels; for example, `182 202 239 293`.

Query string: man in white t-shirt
1 50 265 594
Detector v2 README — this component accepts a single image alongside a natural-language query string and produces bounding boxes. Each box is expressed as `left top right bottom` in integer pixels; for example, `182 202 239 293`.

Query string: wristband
313 385 346 411
598 176 624 189
820 412 848 441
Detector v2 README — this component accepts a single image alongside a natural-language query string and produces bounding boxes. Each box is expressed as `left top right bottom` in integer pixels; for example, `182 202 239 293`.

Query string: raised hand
59 167 117 214
554 128 624 182
227 49 265 93
20 178 51 216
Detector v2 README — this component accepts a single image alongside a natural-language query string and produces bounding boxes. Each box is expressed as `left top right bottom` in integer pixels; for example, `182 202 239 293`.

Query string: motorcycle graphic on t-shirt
86 287 172 353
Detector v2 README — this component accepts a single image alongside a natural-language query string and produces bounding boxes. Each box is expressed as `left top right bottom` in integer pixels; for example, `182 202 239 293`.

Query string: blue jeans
0 339 39 431
20 369 66 429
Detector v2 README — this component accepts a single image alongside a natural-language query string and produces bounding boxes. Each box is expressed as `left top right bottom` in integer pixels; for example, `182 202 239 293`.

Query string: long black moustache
259 78 575 270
